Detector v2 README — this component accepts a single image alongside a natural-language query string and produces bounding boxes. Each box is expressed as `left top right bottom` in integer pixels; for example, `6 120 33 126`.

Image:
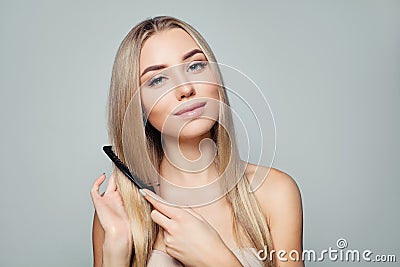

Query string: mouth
173 101 207 116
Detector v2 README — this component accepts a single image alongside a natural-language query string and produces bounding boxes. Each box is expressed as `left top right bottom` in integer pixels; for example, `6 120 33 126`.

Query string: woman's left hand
140 188 242 267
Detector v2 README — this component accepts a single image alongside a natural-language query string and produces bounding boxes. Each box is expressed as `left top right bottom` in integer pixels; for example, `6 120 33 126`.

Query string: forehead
139 28 201 70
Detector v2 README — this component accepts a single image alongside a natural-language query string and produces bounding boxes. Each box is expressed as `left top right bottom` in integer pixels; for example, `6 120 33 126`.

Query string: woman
91 16 303 267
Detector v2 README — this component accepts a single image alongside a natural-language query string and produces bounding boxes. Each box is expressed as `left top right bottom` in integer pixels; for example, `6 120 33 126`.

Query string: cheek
148 103 166 126
197 83 220 101
141 92 171 131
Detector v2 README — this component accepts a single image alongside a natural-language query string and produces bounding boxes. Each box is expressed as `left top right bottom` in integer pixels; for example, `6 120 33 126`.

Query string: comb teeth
102 145 155 193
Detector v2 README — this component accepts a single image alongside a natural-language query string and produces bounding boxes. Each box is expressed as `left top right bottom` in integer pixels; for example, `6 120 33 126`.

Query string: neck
160 132 219 187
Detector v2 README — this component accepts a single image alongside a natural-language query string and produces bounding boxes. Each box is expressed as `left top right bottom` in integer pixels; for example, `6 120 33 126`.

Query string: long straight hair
107 16 274 267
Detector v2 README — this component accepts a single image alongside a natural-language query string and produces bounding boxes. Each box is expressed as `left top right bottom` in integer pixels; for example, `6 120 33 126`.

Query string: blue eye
187 61 207 72
148 76 166 87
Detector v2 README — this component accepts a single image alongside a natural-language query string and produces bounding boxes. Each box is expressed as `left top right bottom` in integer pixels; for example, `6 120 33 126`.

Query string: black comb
103 145 155 193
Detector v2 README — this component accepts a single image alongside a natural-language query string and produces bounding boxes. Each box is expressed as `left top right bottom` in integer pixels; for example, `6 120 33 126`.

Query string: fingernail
139 189 146 197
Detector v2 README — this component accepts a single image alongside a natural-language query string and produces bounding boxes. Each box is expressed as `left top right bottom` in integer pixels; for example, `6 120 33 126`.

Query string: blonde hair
107 16 274 266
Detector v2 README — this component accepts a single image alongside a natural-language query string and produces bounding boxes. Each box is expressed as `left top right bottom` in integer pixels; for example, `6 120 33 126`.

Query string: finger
163 230 173 246
141 189 179 220
150 209 172 232
105 172 117 193
90 173 106 199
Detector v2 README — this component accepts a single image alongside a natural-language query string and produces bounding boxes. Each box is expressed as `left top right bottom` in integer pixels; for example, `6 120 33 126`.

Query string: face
139 28 220 140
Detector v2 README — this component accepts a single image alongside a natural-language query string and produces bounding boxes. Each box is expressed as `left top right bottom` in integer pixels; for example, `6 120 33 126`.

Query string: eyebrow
140 48 204 78
140 64 166 78
182 48 204 60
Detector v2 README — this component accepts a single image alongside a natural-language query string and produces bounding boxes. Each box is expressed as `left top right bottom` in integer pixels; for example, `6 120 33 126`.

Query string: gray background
1 0 399 266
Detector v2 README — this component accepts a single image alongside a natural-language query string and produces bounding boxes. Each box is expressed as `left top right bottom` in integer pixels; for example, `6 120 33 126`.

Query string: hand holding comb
102 145 156 193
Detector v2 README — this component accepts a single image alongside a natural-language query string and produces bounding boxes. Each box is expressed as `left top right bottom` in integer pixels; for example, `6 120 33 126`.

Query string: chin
176 119 216 140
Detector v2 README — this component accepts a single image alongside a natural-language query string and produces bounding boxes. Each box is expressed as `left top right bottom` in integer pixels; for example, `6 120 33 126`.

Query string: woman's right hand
90 173 132 266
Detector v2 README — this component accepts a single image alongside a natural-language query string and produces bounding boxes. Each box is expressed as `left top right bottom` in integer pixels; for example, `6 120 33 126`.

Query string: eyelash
148 76 165 87
147 61 208 88
187 61 207 72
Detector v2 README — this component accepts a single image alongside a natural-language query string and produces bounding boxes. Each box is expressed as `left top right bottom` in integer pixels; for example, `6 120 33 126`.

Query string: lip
174 101 207 116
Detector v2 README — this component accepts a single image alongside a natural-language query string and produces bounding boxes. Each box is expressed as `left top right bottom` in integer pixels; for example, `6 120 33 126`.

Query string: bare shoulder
242 162 304 265
243 161 302 225
243 161 301 196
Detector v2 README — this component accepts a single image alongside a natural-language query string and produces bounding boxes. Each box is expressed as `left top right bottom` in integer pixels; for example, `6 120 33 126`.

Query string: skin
91 28 304 267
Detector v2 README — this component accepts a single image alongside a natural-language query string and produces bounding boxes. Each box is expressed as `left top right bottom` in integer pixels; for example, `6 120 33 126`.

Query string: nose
175 82 196 100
